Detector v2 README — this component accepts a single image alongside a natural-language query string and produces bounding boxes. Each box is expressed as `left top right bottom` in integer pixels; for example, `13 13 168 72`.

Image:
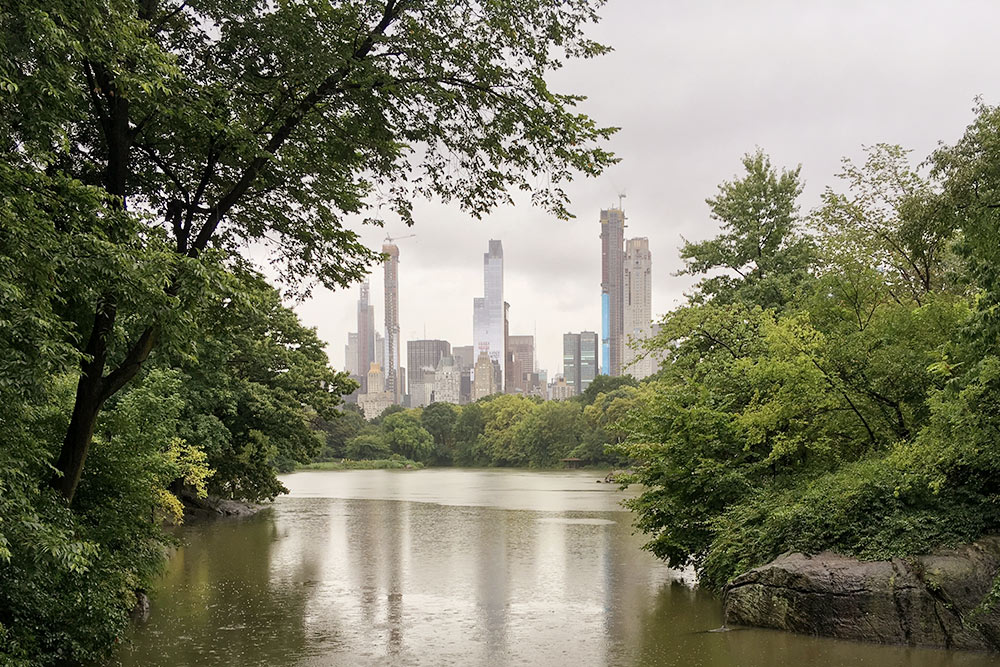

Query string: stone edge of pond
179 490 268 522
723 536 1000 652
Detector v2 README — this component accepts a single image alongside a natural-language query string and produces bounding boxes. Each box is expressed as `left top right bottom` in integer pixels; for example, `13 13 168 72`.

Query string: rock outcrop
178 489 265 520
724 538 1000 651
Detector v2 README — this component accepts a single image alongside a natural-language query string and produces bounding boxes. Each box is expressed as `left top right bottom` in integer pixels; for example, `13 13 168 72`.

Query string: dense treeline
618 107 1000 590
313 374 640 469
0 0 613 663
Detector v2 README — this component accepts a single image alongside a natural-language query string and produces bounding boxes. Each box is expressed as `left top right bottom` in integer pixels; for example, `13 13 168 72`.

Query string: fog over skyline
284 0 1000 377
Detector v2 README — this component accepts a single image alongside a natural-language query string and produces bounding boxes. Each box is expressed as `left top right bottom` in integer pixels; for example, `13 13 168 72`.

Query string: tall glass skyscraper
473 240 504 380
600 208 625 376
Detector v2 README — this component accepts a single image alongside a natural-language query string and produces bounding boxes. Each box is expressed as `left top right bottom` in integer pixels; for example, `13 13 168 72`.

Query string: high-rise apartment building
345 332 359 377
359 362 394 420
507 334 535 394
452 345 475 370
432 356 461 405
624 237 656 379
356 282 376 392
382 241 401 404
473 351 497 400
600 208 625 376
549 375 576 401
407 339 451 408
473 240 504 384
563 331 599 395
375 331 384 371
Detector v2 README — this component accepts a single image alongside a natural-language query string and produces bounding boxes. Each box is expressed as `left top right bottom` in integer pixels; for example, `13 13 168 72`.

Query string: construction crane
384 233 416 244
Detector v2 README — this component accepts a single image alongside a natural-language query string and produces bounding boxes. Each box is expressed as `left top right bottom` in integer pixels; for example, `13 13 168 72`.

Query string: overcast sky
288 0 1000 378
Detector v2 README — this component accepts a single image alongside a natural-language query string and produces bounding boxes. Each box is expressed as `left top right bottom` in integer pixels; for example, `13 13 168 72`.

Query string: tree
165 273 353 501
314 406 366 461
1 0 617 503
381 412 434 463
421 402 458 464
514 400 585 467
616 143 977 589
815 144 956 305
452 403 486 466
679 150 813 309
346 432 391 461
577 373 638 406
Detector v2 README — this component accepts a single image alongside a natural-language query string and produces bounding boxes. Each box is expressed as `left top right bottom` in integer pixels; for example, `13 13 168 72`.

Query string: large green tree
1 0 617 503
617 145 983 588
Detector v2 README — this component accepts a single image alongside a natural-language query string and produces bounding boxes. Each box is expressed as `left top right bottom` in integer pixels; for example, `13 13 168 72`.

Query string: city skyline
286 1 996 380
341 222 660 386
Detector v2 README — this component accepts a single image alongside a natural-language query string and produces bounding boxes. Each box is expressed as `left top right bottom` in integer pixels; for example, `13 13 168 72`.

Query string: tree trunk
52 373 106 503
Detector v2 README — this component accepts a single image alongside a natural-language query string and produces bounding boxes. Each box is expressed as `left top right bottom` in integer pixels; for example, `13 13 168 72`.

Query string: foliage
678 150 814 310
421 402 458 464
310 386 638 470
2 0 617 663
298 457 423 471
619 130 1000 589
164 273 352 501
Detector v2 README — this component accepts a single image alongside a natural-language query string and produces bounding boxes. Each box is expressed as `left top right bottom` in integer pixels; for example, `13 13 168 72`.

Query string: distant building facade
345 332 359 377
452 345 475 370
473 351 497 400
383 241 402 404
356 281 376 392
432 356 461 404
359 362 394 420
549 375 576 401
473 240 505 384
506 334 535 394
563 331 599 395
600 207 625 376
624 237 656 379
407 339 451 408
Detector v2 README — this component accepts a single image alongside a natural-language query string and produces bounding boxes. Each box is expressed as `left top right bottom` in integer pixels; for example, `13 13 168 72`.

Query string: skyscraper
564 331 600 395
432 356 461 405
601 208 625 376
375 331 384 371
407 339 451 408
473 240 504 383
507 334 534 394
473 351 497 400
624 237 656 379
382 241 401 404
356 282 375 392
345 332 359 377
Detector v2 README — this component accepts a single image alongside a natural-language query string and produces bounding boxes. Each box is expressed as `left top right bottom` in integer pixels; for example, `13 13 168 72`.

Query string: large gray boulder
724 537 1000 650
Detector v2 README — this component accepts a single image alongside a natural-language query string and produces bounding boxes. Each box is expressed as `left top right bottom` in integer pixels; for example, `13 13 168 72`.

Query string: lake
111 469 1000 666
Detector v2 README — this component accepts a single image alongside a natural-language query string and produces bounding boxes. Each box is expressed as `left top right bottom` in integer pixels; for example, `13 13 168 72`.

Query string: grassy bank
296 458 425 471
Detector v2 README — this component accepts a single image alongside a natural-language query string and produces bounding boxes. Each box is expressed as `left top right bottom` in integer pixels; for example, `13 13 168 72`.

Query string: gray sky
289 0 999 377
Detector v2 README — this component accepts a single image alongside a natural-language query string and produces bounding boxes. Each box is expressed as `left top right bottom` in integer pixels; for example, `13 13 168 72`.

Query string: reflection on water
112 469 1000 666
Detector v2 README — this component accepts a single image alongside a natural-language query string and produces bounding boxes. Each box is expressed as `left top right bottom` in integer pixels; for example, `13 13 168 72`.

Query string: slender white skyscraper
473 240 504 381
356 281 375 392
383 241 401 404
624 237 656 379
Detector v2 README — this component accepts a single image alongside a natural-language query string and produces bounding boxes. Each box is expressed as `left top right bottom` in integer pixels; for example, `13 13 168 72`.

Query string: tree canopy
0 1 616 663
619 117 1000 589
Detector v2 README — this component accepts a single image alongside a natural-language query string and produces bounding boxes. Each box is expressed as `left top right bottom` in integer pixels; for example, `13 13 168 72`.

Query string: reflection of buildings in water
344 498 410 656
475 508 513 661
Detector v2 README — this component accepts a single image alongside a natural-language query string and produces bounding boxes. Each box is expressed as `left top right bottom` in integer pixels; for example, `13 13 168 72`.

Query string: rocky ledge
178 489 266 521
724 538 1000 651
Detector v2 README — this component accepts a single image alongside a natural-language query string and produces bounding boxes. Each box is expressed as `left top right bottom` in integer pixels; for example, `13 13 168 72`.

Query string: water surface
112 469 1000 666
